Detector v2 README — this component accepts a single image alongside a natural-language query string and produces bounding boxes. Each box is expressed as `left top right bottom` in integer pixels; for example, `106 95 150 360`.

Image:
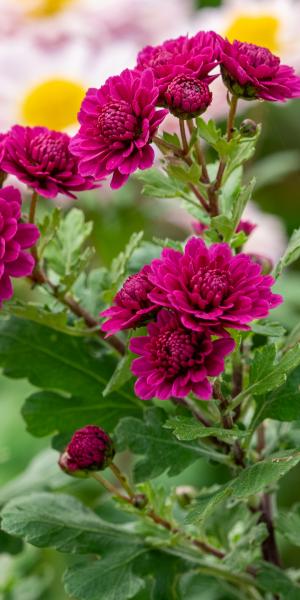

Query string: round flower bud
132 494 148 509
175 486 197 508
164 75 212 119
246 253 273 275
59 425 115 476
239 119 258 138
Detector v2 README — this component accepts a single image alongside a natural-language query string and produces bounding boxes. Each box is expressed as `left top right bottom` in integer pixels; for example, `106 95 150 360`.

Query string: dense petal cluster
130 310 235 400
0 133 7 164
136 32 220 104
1 126 96 199
59 426 115 475
70 68 168 190
101 265 157 335
165 75 212 119
148 238 282 332
220 39 300 101
0 186 39 305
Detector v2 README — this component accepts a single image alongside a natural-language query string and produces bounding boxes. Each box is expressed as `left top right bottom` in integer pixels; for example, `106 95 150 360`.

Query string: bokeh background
0 1 300 597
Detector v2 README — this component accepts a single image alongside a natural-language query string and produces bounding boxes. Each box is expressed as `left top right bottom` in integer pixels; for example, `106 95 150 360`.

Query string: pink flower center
165 75 212 116
29 132 73 172
237 42 280 70
116 272 152 309
98 100 139 142
191 268 231 306
150 324 210 378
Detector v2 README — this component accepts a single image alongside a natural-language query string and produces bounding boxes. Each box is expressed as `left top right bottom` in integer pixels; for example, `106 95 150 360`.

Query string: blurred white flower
242 203 287 264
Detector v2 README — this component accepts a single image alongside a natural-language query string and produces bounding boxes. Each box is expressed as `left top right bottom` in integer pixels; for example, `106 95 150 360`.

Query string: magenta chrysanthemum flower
220 39 300 102
59 425 115 474
148 238 282 332
0 186 39 305
130 310 235 400
101 265 157 335
136 31 220 104
70 69 167 190
0 133 7 164
1 125 96 199
165 75 212 118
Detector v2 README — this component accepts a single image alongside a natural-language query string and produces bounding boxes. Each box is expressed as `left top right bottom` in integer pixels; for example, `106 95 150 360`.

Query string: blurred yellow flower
225 14 280 52
21 78 85 129
17 0 77 17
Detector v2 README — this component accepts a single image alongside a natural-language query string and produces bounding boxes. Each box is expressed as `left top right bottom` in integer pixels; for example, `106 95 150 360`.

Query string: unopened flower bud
165 75 212 119
192 221 209 236
239 119 258 138
59 425 115 476
236 220 256 236
247 253 273 275
132 494 148 509
175 485 197 508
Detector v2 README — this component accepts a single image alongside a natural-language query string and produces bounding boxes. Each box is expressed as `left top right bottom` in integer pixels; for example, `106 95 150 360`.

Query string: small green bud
240 119 258 138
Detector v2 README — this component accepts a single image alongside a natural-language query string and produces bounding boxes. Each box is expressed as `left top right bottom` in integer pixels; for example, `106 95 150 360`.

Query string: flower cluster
0 186 40 305
101 238 282 402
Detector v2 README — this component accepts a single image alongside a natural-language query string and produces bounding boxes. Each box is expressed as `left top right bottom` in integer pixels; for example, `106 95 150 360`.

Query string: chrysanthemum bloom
101 265 157 336
1 125 96 199
70 69 168 190
59 425 115 475
220 39 300 101
0 133 7 163
0 186 40 304
136 31 220 104
130 310 235 400
148 238 282 332
164 75 212 119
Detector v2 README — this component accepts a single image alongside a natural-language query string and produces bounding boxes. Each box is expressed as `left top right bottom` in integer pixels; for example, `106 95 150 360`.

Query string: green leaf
0 529 23 555
251 320 286 337
103 355 133 397
256 561 300 599
136 168 188 200
277 505 300 547
255 367 300 423
0 450 68 506
3 301 87 337
115 408 224 482
0 317 141 434
179 572 229 600
274 228 300 278
107 232 144 297
186 486 233 525
22 388 140 438
64 551 145 600
196 118 221 146
223 128 261 180
37 206 61 259
167 162 202 186
165 417 246 442
1 492 143 555
44 208 93 289
73 268 111 317
187 450 300 524
232 343 300 407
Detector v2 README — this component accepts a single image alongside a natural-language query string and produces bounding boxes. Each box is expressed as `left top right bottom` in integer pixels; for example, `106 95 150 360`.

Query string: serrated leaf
167 162 202 185
0 317 141 434
1 492 143 555
277 505 300 547
115 408 227 482
103 355 133 397
274 228 300 278
0 530 23 555
196 118 221 145
255 367 300 423
3 301 86 336
256 561 300 599
110 232 144 289
251 320 286 337
44 208 93 288
22 389 140 438
165 417 246 442
136 168 188 200
73 268 111 317
232 344 300 407
187 450 300 524
0 450 68 506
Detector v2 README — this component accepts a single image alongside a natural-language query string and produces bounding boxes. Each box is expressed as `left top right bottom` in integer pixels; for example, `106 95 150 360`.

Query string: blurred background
0 1 300 598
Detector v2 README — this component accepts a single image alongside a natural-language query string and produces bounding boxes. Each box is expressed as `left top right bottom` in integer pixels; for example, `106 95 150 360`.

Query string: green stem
29 190 38 224
109 462 135 499
187 119 210 183
179 119 189 155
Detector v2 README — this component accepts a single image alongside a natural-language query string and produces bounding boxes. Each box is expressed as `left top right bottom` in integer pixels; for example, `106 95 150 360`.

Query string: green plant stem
109 462 135 499
187 119 210 183
153 135 192 165
91 472 130 502
214 381 246 468
189 183 210 212
179 119 189 155
29 190 38 224
208 95 239 216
